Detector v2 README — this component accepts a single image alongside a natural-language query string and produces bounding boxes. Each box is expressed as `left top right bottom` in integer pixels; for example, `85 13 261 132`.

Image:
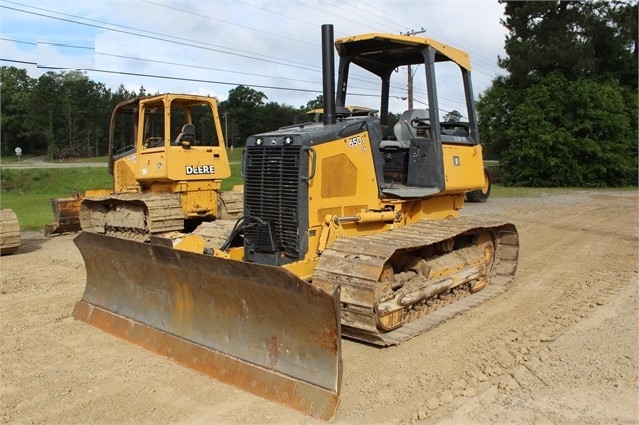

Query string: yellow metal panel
181 188 219 218
442 144 485 192
84 188 111 197
343 205 368 216
418 196 463 219
114 154 139 192
308 129 382 229
137 151 167 181
321 154 357 198
317 207 341 223
166 147 231 181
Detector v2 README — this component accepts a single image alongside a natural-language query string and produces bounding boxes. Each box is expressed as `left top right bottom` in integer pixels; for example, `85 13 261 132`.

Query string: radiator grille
244 146 301 256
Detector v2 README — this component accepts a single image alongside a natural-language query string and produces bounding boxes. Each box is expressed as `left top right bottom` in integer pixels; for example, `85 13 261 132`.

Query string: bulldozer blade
72 232 342 421
45 197 81 235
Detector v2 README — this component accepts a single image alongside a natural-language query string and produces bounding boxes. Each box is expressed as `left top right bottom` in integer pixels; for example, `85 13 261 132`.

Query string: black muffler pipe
321 24 336 126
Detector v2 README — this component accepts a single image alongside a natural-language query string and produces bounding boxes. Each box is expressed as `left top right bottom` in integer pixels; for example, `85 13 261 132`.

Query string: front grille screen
244 146 301 257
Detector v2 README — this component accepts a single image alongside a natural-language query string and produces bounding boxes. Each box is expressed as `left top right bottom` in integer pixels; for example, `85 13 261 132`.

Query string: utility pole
401 28 426 109
223 111 229 149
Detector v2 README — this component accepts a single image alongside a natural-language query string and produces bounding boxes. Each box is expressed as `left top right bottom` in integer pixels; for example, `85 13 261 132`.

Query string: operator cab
333 33 483 199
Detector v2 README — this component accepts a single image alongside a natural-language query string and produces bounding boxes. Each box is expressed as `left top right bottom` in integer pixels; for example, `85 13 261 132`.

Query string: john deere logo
186 165 215 175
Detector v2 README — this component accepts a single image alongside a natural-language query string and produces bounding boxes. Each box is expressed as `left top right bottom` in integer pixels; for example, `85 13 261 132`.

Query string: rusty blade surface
72 231 342 421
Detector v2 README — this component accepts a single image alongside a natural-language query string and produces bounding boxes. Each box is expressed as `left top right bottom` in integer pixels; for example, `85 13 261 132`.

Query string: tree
443 110 462 122
59 70 107 157
221 85 268 145
497 72 636 186
500 1 637 90
26 72 67 158
477 0 638 187
304 95 324 111
0 67 33 156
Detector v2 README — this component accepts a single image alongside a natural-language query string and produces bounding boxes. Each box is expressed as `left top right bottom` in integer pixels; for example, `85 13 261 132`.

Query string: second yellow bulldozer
72 25 519 421
47 93 242 238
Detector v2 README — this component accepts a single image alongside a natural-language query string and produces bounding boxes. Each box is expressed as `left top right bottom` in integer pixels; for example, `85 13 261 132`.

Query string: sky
0 0 509 117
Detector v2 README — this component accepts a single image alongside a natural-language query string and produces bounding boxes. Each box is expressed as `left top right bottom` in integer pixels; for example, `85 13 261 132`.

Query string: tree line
2 0 637 187
0 68 329 160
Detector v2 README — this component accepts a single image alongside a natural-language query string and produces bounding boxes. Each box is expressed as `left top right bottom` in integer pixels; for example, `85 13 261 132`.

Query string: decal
453 156 461 166
186 165 216 175
347 136 365 148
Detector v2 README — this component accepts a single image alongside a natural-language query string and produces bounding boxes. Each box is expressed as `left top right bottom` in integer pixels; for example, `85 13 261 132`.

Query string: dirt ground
1 189 638 425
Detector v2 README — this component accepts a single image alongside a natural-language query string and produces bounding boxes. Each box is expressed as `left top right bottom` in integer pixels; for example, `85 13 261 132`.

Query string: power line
1 0 501 115
0 1 318 71
2 0 503 84
141 0 317 49
0 54 466 118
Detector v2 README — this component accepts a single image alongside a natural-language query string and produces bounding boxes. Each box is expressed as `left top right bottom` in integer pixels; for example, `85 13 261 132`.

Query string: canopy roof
334 33 471 75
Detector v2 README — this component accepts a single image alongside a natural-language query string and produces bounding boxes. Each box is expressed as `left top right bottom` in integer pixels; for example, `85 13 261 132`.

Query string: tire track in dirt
1 190 637 425
332 191 637 424
394 191 639 424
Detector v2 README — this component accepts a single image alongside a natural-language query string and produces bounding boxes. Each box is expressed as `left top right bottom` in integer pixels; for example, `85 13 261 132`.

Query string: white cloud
1 0 508 113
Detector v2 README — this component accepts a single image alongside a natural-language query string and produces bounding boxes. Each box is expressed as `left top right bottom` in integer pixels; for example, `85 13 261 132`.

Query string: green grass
1 161 632 231
1 153 39 164
227 147 243 164
0 163 243 230
0 168 113 230
63 156 109 163
488 186 569 198
225 163 243 188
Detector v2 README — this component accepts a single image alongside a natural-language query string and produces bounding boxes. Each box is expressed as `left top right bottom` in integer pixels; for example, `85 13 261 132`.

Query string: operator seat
380 109 429 150
393 109 429 142
173 124 196 146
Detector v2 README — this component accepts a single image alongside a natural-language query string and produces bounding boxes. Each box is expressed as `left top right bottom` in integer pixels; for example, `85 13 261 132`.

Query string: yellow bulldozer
45 93 243 237
72 25 519 421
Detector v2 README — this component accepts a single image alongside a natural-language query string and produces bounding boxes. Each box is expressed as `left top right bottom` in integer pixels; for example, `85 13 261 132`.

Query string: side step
72 232 342 421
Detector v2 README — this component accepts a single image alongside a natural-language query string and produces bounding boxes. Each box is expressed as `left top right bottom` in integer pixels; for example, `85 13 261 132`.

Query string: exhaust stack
321 24 336 126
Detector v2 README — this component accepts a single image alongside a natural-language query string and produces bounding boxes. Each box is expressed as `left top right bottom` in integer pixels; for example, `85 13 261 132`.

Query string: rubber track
313 216 519 346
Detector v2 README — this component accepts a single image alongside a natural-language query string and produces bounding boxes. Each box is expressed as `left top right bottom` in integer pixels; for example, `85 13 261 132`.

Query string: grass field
0 155 631 230
0 163 243 230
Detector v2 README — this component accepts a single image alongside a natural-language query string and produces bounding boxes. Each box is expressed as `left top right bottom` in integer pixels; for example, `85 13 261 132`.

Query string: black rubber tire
466 167 491 203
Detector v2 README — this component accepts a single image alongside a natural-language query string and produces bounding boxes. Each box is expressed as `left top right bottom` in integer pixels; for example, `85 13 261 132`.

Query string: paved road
1 155 107 169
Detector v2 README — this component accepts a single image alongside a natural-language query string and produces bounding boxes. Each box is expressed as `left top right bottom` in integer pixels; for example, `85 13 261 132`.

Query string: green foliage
1 66 138 159
219 85 314 146
305 95 324 111
500 1 637 90
223 163 244 189
443 110 463 122
0 67 33 157
2 65 404 158
478 1 638 187
496 73 637 187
